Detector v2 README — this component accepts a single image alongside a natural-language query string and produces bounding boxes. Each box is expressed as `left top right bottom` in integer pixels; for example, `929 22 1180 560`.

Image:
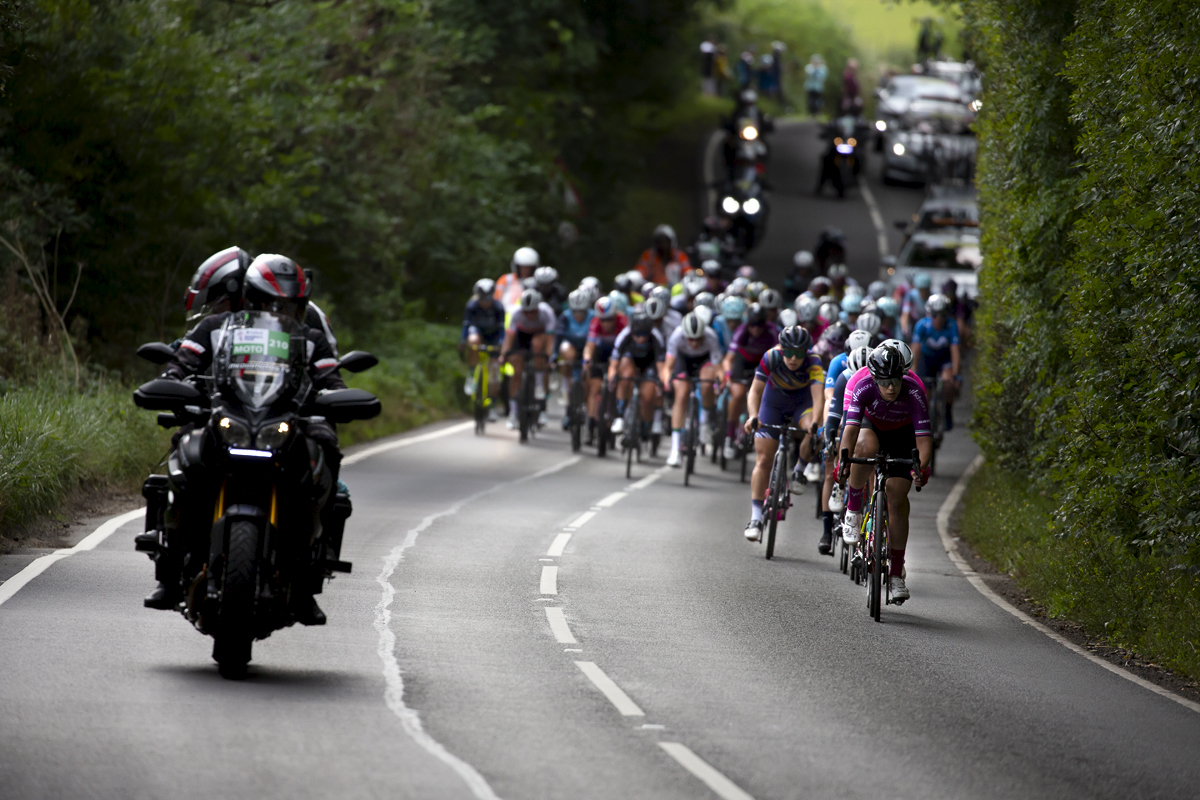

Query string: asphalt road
2 123 1199 800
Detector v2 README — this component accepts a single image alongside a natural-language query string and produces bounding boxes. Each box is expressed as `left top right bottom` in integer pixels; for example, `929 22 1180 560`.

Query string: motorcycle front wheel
213 519 259 679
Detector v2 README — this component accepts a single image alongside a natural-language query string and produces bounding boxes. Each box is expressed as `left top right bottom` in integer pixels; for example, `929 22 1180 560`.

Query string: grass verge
959 462 1200 681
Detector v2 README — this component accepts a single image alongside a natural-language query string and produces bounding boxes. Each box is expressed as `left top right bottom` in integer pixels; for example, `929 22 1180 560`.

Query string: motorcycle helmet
568 289 591 312
519 288 543 312
868 344 906 381
644 296 668 321
473 278 496 300
758 288 782 309
185 246 252 319
880 338 914 371
778 325 813 353
534 266 558 287
777 308 799 328
721 295 747 322
243 254 311 320
795 295 819 323
855 312 883 336
511 247 540 274
595 296 617 319
680 312 705 339
746 303 768 326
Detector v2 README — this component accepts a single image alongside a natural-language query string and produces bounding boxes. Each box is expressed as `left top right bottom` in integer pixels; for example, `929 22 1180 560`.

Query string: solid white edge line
0 507 146 609
858 179 891 263
540 565 558 595
574 661 645 716
545 607 577 644
566 510 597 529
547 533 571 557
658 742 755 800
343 420 474 466
938 455 1200 715
374 454 580 800
595 491 628 508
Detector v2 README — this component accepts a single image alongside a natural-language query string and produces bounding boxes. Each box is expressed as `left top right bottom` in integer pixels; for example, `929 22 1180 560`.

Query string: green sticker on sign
232 328 290 358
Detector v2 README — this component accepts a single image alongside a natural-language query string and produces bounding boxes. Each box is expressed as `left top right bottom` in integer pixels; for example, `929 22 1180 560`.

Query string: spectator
736 50 756 90
757 53 776 97
700 40 717 96
715 44 732 96
804 54 828 116
840 58 862 115
770 41 786 101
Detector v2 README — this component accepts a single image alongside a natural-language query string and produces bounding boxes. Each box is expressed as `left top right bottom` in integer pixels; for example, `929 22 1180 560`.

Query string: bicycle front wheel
765 450 786 560
869 491 885 622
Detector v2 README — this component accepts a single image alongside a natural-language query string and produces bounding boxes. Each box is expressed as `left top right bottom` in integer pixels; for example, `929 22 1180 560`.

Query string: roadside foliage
967 0 1200 677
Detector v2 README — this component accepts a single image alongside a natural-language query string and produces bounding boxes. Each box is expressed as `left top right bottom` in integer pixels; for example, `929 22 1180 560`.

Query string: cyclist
555 289 595 424
757 287 783 324
911 293 962 429
722 303 779 460
583 296 628 444
533 266 569 312
695 292 730 351
838 343 932 603
613 272 644 307
840 292 864 325
645 292 678 342
876 296 900 340
900 272 932 339
807 275 833 300
720 294 747 332
496 247 540 314
500 288 558 430
663 312 723 467
608 310 666 436
855 311 885 345
795 295 821 341
818 343 871 553
699 259 727 294
742 326 825 541
813 320 849 368
636 224 692 286
461 279 507 408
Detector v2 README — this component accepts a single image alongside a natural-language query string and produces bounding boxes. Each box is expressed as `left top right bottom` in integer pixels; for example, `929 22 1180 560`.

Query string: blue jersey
712 317 731 354
555 309 593 350
826 369 853 426
912 317 959 355
462 298 506 342
825 352 848 389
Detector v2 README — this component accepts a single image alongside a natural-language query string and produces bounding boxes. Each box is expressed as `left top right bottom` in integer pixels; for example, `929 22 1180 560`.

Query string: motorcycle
718 166 770 254
133 311 380 678
816 115 869 199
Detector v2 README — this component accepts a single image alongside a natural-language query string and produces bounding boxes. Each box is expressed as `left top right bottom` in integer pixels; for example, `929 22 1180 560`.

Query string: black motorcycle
133 311 380 677
816 115 869 199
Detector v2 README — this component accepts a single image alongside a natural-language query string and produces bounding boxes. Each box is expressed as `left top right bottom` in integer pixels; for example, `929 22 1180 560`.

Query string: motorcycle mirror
133 379 203 411
313 388 381 423
336 350 379 374
137 342 176 365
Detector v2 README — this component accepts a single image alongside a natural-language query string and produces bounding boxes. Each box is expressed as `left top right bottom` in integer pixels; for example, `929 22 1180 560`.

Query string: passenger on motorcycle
496 247 541 314
500 288 558 430
636 224 692 286
583 296 628 445
838 343 932 603
910 293 962 429
742 326 825 542
608 311 667 436
664 312 723 467
722 303 780 460
156 255 345 625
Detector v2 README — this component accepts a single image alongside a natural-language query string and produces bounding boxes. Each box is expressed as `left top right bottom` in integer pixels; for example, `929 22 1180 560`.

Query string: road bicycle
595 368 618 458
750 415 807 560
682 378 721 486
612 373 659 478
561 359 586 453
509 350 549 444
840 446 922 621
711 384 730 465
922 375 947 477
467 344 501 435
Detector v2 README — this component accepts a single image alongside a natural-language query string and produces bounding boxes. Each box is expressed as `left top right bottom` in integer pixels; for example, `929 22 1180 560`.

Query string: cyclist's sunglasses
874 377 903 391
780 349 806 359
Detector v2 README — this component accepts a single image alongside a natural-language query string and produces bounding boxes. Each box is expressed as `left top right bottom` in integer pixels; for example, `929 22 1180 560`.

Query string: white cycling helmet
926 293 950 314
519 288 542 311
695 291 716 310
758 287 782 309
580 275 602 291
534 266 558 286
512 246 540 272
681 311 705 339
880 338 914 371
650 285 672 304
727 277 750 296
793 250 814 268
868 280 889 300
777 308 799 328
595 296 617 319
644 296 668 320
473 278 496 299
682 274 706 297
855 312 882 336
846 329 873 351
641 281 658 298
568 289 591 311
693 305 714 328
847 345 872 373
795 295 819 322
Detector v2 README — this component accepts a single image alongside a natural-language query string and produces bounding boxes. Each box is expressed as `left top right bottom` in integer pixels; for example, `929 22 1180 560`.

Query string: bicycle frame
753 415 806 560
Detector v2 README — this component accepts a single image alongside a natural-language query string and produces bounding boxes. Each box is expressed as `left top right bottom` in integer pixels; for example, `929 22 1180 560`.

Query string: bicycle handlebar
840 447 924 492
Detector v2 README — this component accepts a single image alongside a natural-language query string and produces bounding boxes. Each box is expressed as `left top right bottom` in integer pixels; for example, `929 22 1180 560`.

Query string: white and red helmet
244 254 312 317
184 246 251 318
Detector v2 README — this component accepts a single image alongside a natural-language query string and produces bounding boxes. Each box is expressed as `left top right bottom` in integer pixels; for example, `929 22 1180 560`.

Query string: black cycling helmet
746 303 768 326
185 246 251 319
630 310 653 335
778 325 812 352
243 254 311 319
613 273 635 294
820 321 850 350
867 343 906 381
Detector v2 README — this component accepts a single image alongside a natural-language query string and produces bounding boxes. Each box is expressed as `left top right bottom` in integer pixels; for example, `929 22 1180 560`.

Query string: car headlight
722 196 740 214
742 197 761 215
255 420 293 451
741 125 758 141
970 99 982 112
875 120 887 132
216 416 252 448
893 142 906 156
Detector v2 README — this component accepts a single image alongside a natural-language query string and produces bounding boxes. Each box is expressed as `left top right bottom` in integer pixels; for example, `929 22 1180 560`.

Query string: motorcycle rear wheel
213 519 259 679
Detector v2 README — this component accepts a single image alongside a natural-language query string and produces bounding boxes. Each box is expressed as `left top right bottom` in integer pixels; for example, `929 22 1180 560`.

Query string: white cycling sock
508 399 517 418
653 408 663 426
699 407 710 426
671 430 682 451
536 372 546 393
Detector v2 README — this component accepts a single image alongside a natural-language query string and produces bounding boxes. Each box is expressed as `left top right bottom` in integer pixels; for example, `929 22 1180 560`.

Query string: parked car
872 75 962 150
886 228 982 298
894 185 978 245
881 99 976 185
923 59 982 103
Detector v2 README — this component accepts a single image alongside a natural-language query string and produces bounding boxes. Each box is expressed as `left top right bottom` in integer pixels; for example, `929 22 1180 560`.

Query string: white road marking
0 507 145 609
858 179 891 264
659 742 755 800
540 566 558 595
574 661 645 716
627 469 666 491
595 491 628 508
343 420 474 466
563 648 582 653
545 607 577 643
639 723 665 730
938 455 1200 716
547 533 571 556
374 454 580 800
566 510 597 529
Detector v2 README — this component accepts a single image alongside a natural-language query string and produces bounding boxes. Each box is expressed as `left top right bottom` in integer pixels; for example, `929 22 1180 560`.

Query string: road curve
2 122 1199 800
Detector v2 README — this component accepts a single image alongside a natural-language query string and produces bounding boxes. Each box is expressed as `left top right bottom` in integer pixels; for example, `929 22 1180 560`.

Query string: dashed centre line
544 607 577 643
565 510 597 530
540 566 558 595
595 491 628 508
575 661 645 716
547 533 571 557
659 743 756 800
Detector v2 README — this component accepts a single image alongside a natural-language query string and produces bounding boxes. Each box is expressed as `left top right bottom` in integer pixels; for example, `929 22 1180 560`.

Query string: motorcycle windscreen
216 311 305 410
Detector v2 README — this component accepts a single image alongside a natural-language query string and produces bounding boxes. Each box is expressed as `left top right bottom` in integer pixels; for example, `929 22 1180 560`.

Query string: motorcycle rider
150 255 345 626
496 247 540 314
636 224 692 286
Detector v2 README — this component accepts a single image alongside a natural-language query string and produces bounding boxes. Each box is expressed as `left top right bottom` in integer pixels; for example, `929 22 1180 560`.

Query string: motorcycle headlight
741 125 758 141
216 416 252 448
875 120 887 132
255 420 293 451
893 142 906 156
742 197 762 215
722 196 740 214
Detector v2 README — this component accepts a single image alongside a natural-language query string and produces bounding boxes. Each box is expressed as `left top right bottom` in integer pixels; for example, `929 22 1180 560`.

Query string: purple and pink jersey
730 321 780 363
842 368 931 436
